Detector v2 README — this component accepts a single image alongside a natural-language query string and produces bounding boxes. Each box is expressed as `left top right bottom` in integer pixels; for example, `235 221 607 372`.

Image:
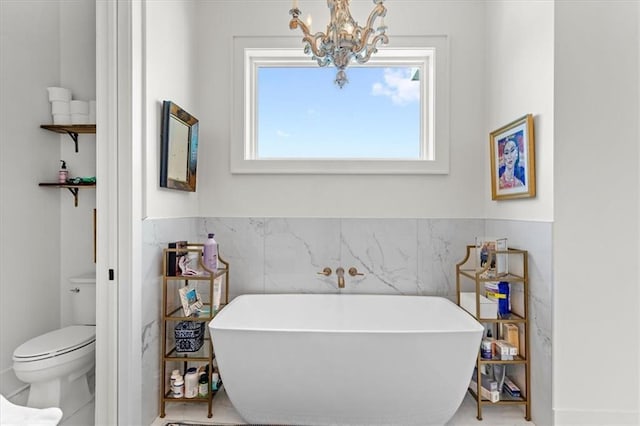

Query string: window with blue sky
257 66 421 159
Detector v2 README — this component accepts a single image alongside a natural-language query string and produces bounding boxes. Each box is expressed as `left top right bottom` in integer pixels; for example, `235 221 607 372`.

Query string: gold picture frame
490 114 536 200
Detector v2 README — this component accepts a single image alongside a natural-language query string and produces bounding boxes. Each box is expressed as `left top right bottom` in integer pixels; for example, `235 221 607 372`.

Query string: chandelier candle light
289 0 389 88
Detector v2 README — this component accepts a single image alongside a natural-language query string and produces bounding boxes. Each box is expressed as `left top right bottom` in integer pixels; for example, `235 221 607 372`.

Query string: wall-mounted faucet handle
317 267 332 276
348 267 364 277
335 267 345 288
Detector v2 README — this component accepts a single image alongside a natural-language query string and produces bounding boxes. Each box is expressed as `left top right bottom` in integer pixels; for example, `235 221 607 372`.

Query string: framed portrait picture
489 114 536 200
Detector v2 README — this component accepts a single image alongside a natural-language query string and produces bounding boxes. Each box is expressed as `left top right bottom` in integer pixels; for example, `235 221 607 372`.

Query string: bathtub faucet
336 267 345 288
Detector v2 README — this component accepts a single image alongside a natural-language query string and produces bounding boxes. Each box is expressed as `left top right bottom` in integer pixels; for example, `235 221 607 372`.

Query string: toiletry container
172 376 184 398
203 233 218 273
12 274 96 420
198 373 209 397
170 369 180 390
184 368 199 398
59 161 68 183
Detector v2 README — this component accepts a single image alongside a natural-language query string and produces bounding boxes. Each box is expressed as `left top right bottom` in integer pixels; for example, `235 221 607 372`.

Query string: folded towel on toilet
0 394 63 426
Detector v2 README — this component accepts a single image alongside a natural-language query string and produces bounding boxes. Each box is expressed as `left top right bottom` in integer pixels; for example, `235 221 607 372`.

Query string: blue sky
257 66 420 159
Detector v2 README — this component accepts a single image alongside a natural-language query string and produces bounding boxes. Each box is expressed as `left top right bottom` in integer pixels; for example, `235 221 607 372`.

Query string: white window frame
231 36 449 174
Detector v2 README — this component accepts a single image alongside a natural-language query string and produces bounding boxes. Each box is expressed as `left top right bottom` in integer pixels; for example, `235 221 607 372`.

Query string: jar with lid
171 376 184 398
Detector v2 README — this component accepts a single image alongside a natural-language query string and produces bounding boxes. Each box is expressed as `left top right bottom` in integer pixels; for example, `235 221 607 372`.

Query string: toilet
12 274 96 419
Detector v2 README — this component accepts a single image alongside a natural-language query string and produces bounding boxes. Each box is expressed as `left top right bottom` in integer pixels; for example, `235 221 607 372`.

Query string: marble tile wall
485 219 553 426
199 218 485 299
141 217 202 425
141 217 552 425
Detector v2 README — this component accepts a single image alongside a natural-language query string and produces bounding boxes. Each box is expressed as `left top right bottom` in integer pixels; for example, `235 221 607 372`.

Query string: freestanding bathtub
209 294 483 426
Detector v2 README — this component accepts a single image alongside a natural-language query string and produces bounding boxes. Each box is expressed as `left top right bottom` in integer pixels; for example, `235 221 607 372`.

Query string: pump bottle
59 160 68 183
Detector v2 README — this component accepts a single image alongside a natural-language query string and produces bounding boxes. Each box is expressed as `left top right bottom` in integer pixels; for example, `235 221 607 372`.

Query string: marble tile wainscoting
141 217 552 425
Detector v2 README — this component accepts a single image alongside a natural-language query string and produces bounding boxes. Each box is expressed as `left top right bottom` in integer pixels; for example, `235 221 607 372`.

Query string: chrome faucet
336 267 345 288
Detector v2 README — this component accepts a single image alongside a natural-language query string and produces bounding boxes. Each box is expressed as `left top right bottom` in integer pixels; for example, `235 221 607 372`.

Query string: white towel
0 394 63 426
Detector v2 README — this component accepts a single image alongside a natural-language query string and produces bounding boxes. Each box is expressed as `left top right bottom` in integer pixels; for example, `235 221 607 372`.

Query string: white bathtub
209 294 483 426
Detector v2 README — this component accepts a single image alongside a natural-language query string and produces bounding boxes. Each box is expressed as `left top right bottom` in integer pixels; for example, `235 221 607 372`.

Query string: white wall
59 0 96 327
484 0 554 222
554 1 640 423
182 0 486 219
144 0 200 219
0 0 62 397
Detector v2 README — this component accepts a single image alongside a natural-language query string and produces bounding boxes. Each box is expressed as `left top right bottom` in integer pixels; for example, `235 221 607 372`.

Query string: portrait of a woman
490 114 535 200
498 136 525 189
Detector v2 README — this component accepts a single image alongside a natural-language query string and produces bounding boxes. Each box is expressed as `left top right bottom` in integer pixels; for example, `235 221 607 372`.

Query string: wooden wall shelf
38 183 96 207
40 124 96 152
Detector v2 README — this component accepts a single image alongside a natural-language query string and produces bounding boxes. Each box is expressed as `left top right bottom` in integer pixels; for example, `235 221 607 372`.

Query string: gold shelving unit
456 246 531 421
159 244 229 418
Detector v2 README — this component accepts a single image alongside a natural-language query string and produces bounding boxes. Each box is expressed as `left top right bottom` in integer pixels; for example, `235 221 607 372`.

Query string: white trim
231 36 450 174
554 408 640 425
95 1 118 425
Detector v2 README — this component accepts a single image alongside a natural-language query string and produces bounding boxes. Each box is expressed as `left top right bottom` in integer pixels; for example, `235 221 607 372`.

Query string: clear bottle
203 233 218 273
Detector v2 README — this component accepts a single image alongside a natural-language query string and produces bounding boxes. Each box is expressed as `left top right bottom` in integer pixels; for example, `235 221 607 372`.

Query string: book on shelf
167 241 188 276
475 237 508 276
503 376 521 397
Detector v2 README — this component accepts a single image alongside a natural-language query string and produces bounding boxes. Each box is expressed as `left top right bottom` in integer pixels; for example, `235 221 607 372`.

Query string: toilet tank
69 273 96 325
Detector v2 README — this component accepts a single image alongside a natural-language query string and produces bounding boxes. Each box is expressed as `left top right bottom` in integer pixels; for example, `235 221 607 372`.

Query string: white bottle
184 368 199 398
171 375 184 398
203 233 218 273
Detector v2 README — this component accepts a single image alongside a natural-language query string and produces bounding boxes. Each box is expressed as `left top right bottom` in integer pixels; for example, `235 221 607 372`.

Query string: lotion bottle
59 160 68 183
203 233 218 273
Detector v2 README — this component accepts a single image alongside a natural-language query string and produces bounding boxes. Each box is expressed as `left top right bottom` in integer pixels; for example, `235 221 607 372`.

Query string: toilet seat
13 326 95 362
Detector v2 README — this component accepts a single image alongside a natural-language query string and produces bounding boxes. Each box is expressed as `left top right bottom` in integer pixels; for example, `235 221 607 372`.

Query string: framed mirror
160 100 199 191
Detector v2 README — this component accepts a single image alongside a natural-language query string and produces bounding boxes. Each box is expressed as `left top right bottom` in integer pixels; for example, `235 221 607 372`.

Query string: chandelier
289 0 389 88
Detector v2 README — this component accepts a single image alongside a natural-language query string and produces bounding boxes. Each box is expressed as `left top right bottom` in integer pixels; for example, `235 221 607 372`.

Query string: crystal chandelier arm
354 33 389 64
352 2 387 54
290 13 332 60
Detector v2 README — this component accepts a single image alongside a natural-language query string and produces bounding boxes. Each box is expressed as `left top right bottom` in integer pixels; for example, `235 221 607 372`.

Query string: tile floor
150 387 535 426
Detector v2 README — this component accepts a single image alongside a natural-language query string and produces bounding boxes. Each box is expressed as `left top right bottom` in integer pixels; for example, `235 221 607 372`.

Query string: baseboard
554 408 640 425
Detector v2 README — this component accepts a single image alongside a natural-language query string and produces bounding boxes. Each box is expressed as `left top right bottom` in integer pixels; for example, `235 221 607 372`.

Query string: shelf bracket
65 131 79 152
66 187 79 207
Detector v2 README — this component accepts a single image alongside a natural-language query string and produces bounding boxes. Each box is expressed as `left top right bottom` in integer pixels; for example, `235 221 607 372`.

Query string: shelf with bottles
161 362 222 404
456 245 531 421
160 242 228 419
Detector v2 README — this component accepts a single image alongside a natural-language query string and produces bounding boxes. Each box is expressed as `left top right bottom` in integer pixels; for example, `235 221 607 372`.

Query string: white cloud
276 130 291 137
371 68 420 106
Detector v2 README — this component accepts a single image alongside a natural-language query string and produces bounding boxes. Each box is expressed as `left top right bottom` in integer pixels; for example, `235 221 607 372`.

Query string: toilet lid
13 325 96 361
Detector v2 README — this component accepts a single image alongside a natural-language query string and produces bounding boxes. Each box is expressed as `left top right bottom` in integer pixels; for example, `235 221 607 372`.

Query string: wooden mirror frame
160 100 199 192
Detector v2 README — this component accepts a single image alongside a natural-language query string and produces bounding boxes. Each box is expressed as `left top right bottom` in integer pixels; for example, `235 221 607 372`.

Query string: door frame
95 0 143 424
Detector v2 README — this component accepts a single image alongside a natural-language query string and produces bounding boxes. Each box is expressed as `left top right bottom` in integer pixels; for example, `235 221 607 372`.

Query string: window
231 37 449 174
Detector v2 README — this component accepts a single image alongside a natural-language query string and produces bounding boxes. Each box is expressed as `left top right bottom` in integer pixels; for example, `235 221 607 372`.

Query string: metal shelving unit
159 244 229 418
456 245 531 421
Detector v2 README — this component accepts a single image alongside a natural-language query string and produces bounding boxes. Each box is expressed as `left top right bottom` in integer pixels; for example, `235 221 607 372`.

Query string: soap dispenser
59 160 68 183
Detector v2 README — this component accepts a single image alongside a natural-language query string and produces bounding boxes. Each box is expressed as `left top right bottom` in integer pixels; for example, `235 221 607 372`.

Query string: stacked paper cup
47 87 72 125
